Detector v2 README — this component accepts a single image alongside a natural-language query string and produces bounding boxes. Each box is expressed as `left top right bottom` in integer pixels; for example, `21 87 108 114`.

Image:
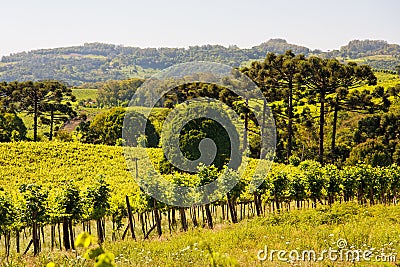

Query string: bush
346 138 392 166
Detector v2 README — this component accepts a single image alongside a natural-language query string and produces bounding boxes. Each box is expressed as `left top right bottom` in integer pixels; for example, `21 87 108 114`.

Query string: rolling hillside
1 39 399 86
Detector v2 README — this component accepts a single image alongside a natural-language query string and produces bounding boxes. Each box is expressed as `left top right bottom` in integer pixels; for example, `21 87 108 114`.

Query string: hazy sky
1 0 399 57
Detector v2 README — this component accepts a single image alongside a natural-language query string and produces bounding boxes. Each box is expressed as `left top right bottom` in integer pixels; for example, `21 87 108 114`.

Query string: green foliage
0 39 398 87
94 252 116 267
287 170 307 203
75 231 92 248
88 107 125 145
85 247 106 260
268 170 289 202
160 100 241 173
78 107 159 147
97 78 143 107
179 118 231 170
58 182 83 221
0 190 15 234
323 164 341 196
74 232 116 267
299 160 326 203
87 177 111 220
2 47 400 265
288 155 301 166
346 138 392 166
0 112 26 141
354 113 400 144
0 141 400 266
243 52 378 163
197 164 220 186
19 183 49 225
54 129 74 142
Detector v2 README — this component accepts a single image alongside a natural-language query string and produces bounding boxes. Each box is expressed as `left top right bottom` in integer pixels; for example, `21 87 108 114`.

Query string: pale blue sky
1 0 399 57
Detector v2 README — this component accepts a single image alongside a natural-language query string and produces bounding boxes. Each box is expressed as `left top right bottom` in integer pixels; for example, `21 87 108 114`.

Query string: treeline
335 40 400 59
0 40 310 85
2 39 399 86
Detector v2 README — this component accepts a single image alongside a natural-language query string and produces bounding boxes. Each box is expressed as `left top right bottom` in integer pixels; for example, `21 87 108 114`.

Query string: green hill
2 39 399 86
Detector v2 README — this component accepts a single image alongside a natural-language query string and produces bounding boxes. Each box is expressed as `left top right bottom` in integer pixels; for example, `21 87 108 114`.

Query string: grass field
105 203 400 266
71 88 99 102
9 202 400 266
359 72 400 91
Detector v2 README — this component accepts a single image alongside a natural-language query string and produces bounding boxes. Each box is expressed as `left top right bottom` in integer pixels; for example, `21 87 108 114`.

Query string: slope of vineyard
0 142 155 199
1 141 400 266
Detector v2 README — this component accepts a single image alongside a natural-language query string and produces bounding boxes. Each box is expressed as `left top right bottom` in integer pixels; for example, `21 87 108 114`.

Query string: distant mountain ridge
1 39 399 86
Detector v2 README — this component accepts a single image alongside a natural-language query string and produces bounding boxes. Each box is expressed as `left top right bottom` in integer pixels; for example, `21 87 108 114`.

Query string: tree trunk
179 207 188 231
358 183 364 204
126 196 136 240
287 79 293 162
370 188 375 205
331 97 339 163
254 192 262 216
274 194 280 211
205 204 213 229
58 223 62 250
62 219 71 250
16 230 20 253
152 199 162 237
261 98 267 158
319 91 325 164
153 202 162 237
167 210 172 234
227 194 237 223
171 208 176 227
328 193 334 205
51 225 55 250
96 219 104 243
5 232 10 258
32 222 40 255
139 213 146 238
243 99 248 151
69 220 75 250
191 206 198 227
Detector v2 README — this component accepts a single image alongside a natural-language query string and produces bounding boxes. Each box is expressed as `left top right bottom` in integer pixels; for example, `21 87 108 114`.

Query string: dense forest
1 39 399 86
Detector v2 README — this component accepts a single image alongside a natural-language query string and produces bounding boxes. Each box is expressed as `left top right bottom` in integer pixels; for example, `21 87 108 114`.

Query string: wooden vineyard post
125 195 136 240
153 198 162 237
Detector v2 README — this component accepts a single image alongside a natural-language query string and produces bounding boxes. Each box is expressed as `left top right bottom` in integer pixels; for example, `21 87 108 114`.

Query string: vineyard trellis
0 142 399 258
